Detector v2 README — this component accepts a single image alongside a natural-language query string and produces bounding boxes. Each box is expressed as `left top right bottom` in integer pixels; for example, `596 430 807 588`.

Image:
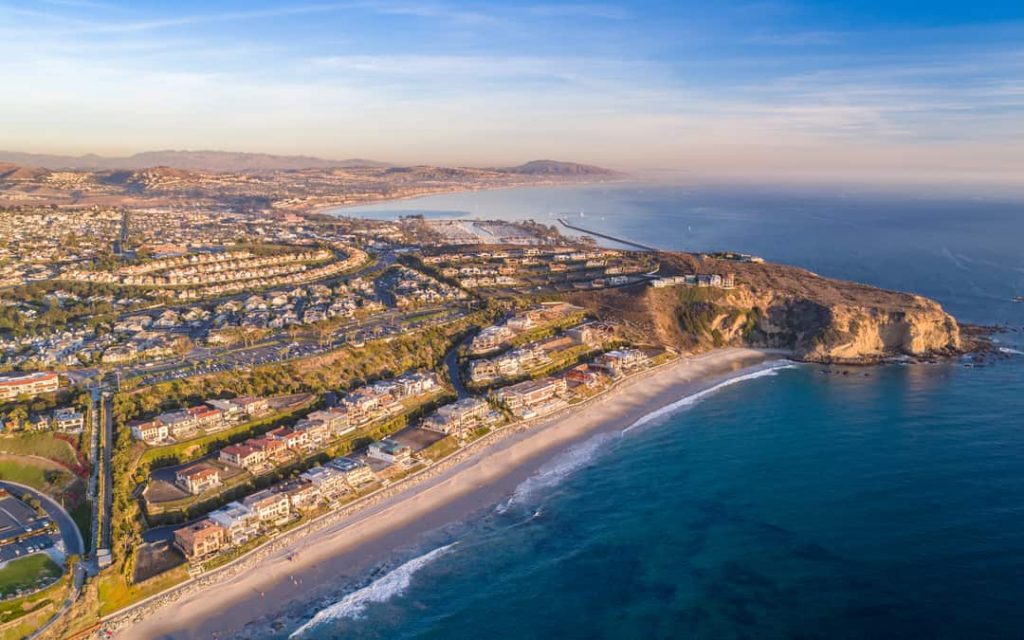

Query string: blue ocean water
294 185 1024 639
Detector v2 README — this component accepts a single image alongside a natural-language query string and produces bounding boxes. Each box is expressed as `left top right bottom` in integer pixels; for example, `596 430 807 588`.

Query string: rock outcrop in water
570 252 963 364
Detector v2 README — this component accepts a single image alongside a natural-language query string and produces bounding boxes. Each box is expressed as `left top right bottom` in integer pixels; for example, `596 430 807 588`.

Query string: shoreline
111 348 789 639
309 178 628 218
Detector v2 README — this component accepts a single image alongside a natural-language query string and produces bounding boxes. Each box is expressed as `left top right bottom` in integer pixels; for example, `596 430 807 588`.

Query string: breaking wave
289 543 456 638
622 360 797 434
495 432 619 513
998 347 1024 356
497 360 797 512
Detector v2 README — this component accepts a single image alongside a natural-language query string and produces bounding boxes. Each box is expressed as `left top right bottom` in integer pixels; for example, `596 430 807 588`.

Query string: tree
171 336 194 362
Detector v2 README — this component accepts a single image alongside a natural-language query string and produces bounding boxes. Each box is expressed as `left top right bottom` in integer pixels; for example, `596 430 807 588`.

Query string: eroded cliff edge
570 252 964 364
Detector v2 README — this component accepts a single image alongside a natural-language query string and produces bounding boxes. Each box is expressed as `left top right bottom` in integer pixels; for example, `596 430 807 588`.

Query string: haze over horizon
1 1 1022 184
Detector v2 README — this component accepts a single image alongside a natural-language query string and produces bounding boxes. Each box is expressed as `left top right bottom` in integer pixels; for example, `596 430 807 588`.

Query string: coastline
308 178 628 218
111 347 789 639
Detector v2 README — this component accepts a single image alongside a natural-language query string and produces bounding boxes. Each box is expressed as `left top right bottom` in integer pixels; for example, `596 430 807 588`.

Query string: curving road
0 480 85 556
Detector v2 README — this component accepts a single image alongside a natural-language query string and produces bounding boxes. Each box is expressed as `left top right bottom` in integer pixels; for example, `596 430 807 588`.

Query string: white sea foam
497 360 797 513
622 360 796 434
289 543 456 638
998 347 1024 356
496 432 618 513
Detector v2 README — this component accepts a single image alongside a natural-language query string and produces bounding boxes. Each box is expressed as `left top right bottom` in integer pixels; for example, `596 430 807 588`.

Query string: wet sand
116 348 786 639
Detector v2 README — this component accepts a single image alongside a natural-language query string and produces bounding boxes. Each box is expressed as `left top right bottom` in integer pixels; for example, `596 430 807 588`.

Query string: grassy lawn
70 500 93 548
96 565 189 616
0 455 73 494
0 433 79 468
0 554 62 599
0 571 70 634
420 435 458 461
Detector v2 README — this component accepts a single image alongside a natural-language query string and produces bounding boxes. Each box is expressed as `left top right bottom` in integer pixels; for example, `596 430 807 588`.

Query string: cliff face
569 252 962 364
748 296 961 363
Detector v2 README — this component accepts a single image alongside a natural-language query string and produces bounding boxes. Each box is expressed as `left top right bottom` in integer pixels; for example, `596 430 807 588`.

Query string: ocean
281 184 1024 639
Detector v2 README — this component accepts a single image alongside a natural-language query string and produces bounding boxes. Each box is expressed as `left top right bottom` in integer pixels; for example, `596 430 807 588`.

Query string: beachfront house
300 466 350 498
593 349 648 378
494 377 568 413
242 489 291 527
208 502 260 546
174 519 226 560
422 397 490 436
368 439 412 465
328 457 378 488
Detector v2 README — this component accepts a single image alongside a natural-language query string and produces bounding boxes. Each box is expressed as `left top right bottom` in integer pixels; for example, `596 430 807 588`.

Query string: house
306 408 352 436
276 479 321 512
494 377 568 412
129 418 169 444
394 371 439 397
205 398 244 419
157 409 198 438
328 457 378 487
565 364 602 388
0 371 59 401
248 437 290 463
422 398 490 435
219 444 266 470
232 396 270 417
300 466 350 497
173 519 225 559
175 464 222 495
368 439 412 464
470 325 514 353
242 489 291 526
593 349 648 377
208 502 259 546
293 418 332 447
28 414 49 431
567 322 615 347
267 427 309 451
187 405 223 430
51 408 85 433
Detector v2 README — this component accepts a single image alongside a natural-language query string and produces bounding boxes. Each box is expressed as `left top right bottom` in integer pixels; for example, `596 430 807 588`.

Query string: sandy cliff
571 252 962 364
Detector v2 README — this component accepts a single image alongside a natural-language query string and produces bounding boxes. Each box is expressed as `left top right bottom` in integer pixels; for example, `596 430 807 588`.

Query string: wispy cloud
0 0 1020 178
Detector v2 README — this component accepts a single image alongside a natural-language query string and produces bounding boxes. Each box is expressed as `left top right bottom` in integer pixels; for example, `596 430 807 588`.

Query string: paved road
444 332 475 400
100 393 114 553
0 481 85 556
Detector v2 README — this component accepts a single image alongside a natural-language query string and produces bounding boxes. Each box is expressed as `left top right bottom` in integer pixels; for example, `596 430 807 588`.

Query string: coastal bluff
571 252 963 364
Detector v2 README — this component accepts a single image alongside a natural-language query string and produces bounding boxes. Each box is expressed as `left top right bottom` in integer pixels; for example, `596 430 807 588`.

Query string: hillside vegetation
569 252 962 364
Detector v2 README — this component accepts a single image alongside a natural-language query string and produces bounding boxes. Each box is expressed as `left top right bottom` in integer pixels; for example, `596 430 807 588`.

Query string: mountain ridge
0 150 619 176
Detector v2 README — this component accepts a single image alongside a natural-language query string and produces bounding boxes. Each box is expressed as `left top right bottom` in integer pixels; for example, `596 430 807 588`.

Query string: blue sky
0 1 1022 182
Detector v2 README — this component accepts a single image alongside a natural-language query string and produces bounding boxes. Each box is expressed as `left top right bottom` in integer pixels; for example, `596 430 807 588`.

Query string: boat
1014 296 1024 303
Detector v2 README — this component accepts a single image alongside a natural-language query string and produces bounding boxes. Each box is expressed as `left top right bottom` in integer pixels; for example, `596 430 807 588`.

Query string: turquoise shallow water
284 185 1024 639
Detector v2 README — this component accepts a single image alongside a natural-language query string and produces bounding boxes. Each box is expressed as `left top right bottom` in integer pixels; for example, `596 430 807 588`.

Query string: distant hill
0 150 393 172
0 162 50 181
497 160 619 177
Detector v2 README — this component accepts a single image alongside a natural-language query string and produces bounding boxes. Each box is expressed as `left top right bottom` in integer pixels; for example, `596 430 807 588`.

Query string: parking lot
0 533 56 563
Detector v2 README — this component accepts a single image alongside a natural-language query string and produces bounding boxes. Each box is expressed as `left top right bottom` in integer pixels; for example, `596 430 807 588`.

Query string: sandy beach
113 348 787 640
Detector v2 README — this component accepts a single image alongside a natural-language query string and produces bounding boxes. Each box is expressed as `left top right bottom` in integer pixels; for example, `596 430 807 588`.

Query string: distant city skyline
1 1 1022 183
